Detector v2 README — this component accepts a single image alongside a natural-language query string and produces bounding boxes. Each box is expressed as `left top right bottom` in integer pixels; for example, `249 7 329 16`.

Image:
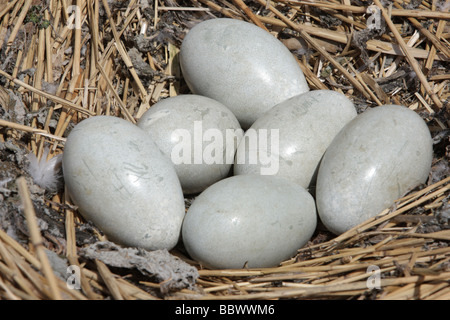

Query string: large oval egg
180 18 309 129
234 90 357 189
63 116 185 250
137 95 242 194
316 105 433 235
182 175 317 269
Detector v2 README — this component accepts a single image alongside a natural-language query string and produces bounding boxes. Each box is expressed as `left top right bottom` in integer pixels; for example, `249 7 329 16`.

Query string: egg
316 105 433 235
63 116 185 250
181 175 317 269
234 90 357 189
180 18 309 129
137 95 242 194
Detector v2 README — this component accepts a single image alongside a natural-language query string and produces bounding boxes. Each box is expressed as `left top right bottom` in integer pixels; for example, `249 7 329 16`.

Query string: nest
0 0 449 300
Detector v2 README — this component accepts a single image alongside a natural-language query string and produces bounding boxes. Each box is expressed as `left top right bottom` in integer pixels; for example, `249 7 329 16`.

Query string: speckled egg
137 95 242 194
316 105 433 235
63 116 185 250
182 175 317 269
234 90 357 189
180 18 309 129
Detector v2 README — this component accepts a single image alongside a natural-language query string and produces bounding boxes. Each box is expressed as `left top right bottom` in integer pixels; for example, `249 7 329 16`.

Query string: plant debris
0 0 449 300
81 241 199 294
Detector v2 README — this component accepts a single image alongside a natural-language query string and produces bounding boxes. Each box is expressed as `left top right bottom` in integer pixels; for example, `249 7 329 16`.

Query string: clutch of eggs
62 17 434 270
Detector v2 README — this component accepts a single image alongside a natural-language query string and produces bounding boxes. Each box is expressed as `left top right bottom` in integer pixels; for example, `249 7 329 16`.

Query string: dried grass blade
100 0 147 100
16 177 62 300
256 15 447 60
96 62 136 123
0 70 95 116
231 0 269 31
0 244 39 299
0 0 19 20
64 201 101 300
0 229 41 269
95 259 124 300
373 0 442 110
6 0 32 47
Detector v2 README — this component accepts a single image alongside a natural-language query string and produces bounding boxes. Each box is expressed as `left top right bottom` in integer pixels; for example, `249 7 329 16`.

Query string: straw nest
0 0 449 300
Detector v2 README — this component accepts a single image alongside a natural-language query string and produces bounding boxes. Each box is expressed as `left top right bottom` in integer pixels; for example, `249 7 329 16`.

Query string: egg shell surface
234 90 357 188
182 175 317 269
180 18 309 129
137 95 242 194
63 116 185 250
316 105 433 234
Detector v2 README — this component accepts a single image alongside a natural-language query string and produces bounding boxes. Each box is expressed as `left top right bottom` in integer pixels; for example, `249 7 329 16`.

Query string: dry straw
0 0 448 300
